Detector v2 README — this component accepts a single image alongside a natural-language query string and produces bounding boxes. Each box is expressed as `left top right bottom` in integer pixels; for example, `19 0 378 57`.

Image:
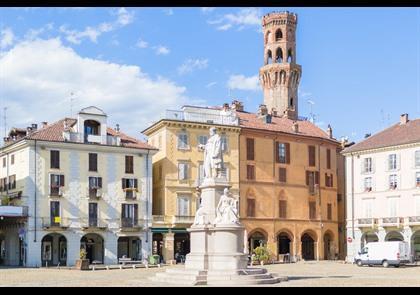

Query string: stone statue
214 188 239 225
193 190 209 226
198 127 223 179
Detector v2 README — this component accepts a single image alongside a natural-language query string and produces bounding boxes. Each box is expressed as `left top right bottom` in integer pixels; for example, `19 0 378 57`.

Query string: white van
355 241 410 268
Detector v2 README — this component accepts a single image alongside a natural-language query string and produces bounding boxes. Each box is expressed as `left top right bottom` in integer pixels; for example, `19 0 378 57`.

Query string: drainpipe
34 140 37 243
318 143 322 261
145 149 150 247
351 153 355 240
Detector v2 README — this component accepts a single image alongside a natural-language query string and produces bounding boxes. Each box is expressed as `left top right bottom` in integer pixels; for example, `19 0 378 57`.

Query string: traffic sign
347 237 352 243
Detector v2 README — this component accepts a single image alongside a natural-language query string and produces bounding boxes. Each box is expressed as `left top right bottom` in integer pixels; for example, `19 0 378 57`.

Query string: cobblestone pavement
1 261 420 287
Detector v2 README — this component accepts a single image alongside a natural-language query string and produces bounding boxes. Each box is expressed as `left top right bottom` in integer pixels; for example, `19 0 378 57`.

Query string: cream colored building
143 105 240 263
0 106 156 267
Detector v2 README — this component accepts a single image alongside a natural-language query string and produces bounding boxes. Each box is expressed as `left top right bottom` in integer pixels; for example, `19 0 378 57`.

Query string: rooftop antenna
3 107 7 139
69 92 75 118
307 99 315 123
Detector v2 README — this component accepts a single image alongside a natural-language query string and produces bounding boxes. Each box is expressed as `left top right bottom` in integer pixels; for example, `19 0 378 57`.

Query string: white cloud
59 8 135 45
208 8 261 31
206 81 217 88
136 38 148 48
0 28 15 49
154 45 170 55
177 58 209 75
201 7 215 13
227 74 260 91
0 38 195 137
24 23 54 41
163 8 174 16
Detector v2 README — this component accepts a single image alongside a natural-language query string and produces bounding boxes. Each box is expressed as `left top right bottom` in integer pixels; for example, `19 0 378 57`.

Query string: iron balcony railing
357 218 378 227
41 217 72 229
408 216 420 223
66 132 120 146
79 218 108 229
172 215 195 224
165 109 239 126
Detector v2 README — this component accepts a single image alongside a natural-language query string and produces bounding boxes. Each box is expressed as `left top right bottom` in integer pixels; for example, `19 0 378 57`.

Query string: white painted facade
0 107 155 267
344 142 420 262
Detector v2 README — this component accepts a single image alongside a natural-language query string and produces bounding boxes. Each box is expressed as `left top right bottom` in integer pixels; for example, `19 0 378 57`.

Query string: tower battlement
262 11 298 27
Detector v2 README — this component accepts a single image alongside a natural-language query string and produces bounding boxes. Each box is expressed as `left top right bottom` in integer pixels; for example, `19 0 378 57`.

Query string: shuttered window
279 200 287 218
125 156 134 174
247 198 255 217
178 163 189 180
8 175 16 190
279 167 287 182
308 146 316 167
246 138 255 161
326 149 331 169
246 165 255 180
89 153 98 172
325 173 333 187
309 201 316 219
50 150 60 169
327 203 332 220
50 174 64 196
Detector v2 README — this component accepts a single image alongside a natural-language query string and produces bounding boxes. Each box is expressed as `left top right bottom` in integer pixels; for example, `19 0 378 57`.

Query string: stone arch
277 230 293 258
411 230 420 261
287 48 293 63
360 231 378 249
301 230 317 261
323 230 335 260
81 233 105 264
280 70 286 84
275 29 283 41
275 47 283 63
385 231 404 241
265 30 272 44
41 232 67 267
248 228 268 254
266 50 273 65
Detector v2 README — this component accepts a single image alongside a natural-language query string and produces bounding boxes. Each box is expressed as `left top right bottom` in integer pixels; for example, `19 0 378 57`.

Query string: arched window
275 47 283 63
287 49 293 63
280 71 286 84
265 31 272 44
290 97 294 108
266 50 272 65
275 29 282 41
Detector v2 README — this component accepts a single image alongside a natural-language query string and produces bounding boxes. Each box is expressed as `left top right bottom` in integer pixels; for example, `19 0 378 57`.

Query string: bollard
106 266 109 270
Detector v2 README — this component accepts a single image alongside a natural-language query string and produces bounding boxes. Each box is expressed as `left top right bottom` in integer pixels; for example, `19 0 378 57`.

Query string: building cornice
342 141 420 156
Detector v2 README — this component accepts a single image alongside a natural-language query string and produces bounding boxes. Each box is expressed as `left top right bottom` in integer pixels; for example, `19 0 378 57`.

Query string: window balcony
87 188 103 199
124 188 138 200
65 132 121 146
80 218 108 230
165 109 239 126
49 186 64 197
119 218 144 231
356 218 378 228
408 216 420 226
172 215 195 224
41 217 71 230
379 217 404 227
152 215 166 223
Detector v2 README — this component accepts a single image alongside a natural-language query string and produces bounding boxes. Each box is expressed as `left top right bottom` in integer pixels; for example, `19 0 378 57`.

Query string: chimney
365 133 371 139
31 124 38 131
257 104 268 117
231 100 244 112
222 103 229 111
41 121 48 128
26 127 33 136
271 108 278 117
327 124 333 139
115 124 120 133
400 113 408 125
292 121 299 133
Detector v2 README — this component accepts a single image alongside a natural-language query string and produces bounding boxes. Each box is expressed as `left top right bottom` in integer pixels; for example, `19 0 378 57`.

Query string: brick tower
259 11 302 120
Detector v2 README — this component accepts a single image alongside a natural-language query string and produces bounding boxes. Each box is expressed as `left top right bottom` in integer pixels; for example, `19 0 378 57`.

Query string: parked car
355 241 410 268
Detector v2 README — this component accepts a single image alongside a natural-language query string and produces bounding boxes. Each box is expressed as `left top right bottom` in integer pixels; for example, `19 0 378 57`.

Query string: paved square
1 261 420 287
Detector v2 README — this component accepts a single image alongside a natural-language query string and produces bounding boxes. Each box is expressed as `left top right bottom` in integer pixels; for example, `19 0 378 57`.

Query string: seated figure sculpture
214 188 239 225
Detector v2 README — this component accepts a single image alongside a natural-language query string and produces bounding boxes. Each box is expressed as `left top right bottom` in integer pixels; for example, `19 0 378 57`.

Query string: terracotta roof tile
343 118 420 153
237 111 336 141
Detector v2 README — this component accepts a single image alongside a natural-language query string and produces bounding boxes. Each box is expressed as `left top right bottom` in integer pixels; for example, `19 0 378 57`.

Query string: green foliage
0 195 9 206
79 248 87 260
252 245 270 263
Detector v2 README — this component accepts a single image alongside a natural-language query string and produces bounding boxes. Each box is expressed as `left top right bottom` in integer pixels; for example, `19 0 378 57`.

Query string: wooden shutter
89 153 97 171
279 167 287 182
327 203 332 220
315 171 319 185
134 178 138 188
60 175 64 186
247 165 255 180
308 146 316 167
247 198 255 217
309 201 316 219
306 171 310 185
275 142 280 163
125 156 134 174
134 204 138 223
122 178 127 189
326 149 331 169
51 150 60 169
98 177 102 188
279 200 287 218
246 138 255 160
325 173 328 187
285 143 290 164
331 174 333 187
179 163 185 180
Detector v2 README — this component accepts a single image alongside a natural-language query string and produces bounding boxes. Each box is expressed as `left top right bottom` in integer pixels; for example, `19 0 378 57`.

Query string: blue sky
0 7 419 142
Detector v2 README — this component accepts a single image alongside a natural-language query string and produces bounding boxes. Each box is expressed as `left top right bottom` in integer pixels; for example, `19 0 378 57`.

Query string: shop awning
0 206 28 217
151 228 188 233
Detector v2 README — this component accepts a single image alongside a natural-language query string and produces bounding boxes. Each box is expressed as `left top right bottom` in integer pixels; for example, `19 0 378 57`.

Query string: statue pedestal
150 177 285 285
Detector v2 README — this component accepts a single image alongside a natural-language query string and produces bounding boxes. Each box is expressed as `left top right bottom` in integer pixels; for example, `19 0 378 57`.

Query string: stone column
104 232 118 265
163 232 175 264
66 231 81 267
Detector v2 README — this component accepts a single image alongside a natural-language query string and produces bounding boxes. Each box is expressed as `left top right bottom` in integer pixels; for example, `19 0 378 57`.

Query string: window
416 172 420 187
177 196 190 216
0 177 6 192
388 197 398 217
306 171 319 194
11 154 14 165
121 203 138 227
125 155 134 174
279 200 287 218
89 153 98 172
246 165 255 180
275 29 282 41
8 175 16 190
177 133 189 150
327 203 332 220
326 149 331 169
363 157 373 173
198 163 204 185
276 142 290 164
416 195 420 216
279 167 287 183
388 154 397 170
416 150 420 168
362 199 373 218
389 174 398 190
88 176 102 198
247 198 255 217
325 173 333 188
50 150 60 169
178 163 189 180
122 178 138 199
198 135 208 146
309 201 316 219
221 135 228 153
50 174 64 196
246 138 255 160
308 146 316 167
364 177 373 192
88 203 98 227
50 201 60 226
2 157 5 167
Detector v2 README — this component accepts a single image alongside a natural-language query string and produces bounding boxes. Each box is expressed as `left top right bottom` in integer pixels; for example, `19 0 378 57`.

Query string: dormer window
84 120 100 143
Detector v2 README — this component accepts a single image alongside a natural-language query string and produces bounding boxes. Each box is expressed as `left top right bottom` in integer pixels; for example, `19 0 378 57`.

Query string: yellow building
142 105 241 263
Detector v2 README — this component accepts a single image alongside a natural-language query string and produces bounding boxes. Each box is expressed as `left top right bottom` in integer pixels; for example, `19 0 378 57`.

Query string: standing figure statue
198 127 224 179
214 188 239 225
